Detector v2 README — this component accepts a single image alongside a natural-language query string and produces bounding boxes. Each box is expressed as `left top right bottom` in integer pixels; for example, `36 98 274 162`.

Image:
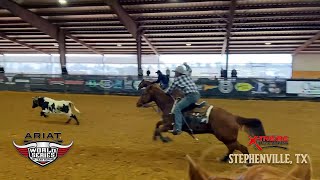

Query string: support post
58 29 67 75
137 30 142 78
223 0 237 79
225 36 230 79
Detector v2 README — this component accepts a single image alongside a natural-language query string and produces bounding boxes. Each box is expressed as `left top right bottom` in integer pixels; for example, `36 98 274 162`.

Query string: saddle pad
185 105 213 124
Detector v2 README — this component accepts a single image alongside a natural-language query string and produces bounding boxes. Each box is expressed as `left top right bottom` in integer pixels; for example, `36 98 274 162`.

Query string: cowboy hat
172 65 186 74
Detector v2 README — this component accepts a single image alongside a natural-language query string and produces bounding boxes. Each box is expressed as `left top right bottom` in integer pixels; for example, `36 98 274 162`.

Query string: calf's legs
40 111 48 118
66 114 80 125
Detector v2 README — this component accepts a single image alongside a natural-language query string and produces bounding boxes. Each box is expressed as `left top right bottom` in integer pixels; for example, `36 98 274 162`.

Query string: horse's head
136 84 157 107
138 79 152 90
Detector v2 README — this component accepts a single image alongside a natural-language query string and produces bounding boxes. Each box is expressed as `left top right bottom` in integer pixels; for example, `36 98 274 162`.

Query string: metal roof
0 0 319 54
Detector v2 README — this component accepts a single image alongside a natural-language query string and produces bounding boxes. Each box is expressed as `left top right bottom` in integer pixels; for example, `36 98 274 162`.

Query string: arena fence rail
0 74 319 101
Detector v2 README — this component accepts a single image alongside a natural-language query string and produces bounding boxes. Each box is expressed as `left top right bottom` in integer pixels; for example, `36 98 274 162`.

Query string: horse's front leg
155 124 173 143
153 121 163 141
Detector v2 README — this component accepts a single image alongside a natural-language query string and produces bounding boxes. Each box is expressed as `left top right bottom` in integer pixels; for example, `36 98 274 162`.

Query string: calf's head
32 97 40 108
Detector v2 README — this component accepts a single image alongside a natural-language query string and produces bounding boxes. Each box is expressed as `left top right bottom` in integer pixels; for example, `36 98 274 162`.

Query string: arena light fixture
53 43 58 47
186 43 192 46
117 44 122 47
265 42 272 45
58 0 67 5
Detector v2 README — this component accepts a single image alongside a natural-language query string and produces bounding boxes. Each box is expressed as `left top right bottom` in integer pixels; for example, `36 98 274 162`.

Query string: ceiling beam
0 0 103 55
0 0 59 40
293 31 320 55
0 31 48 54
105 0 159 55
106 0 137 39
221 0 237 55
65 32 104 55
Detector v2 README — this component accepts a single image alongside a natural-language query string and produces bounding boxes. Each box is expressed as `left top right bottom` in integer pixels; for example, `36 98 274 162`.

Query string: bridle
139 86 176 113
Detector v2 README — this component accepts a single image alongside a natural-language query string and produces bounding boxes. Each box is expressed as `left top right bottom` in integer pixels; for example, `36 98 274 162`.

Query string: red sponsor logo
64 80 84 85
248 135 288 151
48 78 64 85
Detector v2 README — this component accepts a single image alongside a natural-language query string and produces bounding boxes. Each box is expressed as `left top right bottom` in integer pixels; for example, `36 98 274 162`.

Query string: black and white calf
32 96 81 125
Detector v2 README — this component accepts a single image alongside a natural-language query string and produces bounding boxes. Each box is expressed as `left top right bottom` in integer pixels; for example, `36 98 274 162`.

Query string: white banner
286 81 320 96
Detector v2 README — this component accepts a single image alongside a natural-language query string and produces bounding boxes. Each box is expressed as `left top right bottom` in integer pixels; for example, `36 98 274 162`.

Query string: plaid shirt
165 75 199 94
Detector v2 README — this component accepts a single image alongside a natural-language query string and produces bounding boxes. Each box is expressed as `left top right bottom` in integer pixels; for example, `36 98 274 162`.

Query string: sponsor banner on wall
85 80 98 87
0 76 5 84
48 78 64 85
250 79 285 95
218 80 234 94
15 79 30 83
132 80 142 90
112 80 123 89
85 79 124 90
5 76 15 85
30 78 46 85
124 80 134 90
99 80 113 89
286 80 320 96
234 82 254 92
0 83 7 90
64 80 84 85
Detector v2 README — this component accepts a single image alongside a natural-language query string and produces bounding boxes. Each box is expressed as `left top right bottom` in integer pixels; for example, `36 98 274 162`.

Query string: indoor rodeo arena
0 0 319 180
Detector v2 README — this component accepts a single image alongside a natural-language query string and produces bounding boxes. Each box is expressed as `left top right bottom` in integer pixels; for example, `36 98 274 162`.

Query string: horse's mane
148 84 175 101
152 83 161 89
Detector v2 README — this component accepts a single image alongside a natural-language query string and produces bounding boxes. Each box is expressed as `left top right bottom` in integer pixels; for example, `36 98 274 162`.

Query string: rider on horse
152 70 169 90
165 65 200 135
183 62 192 76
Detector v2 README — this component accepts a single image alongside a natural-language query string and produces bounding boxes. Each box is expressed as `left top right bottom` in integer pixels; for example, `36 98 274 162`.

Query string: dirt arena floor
0 91 319 180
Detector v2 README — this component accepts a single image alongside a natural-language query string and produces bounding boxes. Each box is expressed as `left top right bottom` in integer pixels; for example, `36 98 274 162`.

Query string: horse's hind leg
221 141 238 162
236 142 252 166
153 121 163 141
236 142 249 155
155 124 172 143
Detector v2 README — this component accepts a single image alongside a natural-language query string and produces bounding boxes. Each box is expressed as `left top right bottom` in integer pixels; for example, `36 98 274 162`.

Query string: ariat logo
248 135 288 151
13 132 73 167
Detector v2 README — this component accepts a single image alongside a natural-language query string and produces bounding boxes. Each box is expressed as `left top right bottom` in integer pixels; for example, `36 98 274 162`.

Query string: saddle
182 101 206 112
171 99 213 124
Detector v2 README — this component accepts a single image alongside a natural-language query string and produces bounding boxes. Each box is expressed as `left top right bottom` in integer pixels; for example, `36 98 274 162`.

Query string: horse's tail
236 116 266 136
69 102 80 113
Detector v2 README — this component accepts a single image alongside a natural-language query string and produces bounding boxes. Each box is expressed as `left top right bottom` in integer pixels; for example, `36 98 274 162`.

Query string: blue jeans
173 92 200 131
161 84 169 90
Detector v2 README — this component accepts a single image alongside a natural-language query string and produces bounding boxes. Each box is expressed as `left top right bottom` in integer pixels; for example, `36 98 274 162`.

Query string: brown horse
138 79 153 90
138 79 184 98
186 154 312 180
136 84 266 162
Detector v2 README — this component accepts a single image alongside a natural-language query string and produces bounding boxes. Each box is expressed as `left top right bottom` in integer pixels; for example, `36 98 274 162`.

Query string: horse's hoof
220 156 229 162
162 137 172 143
245 163 253 167
153 136 158 141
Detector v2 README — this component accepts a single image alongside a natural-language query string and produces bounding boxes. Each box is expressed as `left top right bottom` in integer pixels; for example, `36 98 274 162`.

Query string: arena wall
0 54 292 78
292 54 320 78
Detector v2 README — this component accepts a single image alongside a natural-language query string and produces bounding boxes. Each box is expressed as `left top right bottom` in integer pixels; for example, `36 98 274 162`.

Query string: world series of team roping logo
13 132 73 167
